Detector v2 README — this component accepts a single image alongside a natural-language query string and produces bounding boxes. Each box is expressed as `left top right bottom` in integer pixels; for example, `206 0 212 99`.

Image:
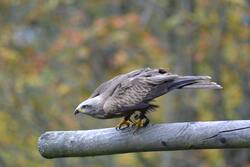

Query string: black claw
116 123 130 131
120 125 129 130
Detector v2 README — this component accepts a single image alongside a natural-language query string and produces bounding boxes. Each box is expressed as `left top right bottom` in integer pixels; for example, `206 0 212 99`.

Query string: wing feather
90 68 152 98
89 75 122 98
103 72 178 115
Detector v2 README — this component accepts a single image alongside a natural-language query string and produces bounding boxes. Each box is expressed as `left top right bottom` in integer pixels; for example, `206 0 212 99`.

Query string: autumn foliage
0 0 249 167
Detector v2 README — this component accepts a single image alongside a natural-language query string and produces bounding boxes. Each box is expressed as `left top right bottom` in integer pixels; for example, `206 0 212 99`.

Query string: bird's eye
81 105 90 109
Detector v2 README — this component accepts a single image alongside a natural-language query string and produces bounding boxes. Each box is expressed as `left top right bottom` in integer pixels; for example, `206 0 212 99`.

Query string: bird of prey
74 68 222 130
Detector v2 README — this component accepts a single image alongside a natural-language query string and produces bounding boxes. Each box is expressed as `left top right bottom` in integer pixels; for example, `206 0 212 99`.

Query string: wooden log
38 120 250 158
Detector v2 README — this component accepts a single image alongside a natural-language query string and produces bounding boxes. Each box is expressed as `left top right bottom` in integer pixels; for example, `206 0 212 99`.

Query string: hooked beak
74 109 80 115
74 101 85 115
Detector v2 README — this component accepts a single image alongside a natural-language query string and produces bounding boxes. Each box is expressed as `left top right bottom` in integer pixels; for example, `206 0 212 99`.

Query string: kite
74 68 222 130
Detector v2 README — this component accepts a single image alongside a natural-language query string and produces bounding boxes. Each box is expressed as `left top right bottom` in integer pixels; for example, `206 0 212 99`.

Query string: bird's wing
90 68 156 98
103 72 178 115
89 74 123 98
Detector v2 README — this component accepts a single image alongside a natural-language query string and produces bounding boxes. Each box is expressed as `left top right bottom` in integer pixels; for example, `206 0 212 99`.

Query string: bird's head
74 96 101 117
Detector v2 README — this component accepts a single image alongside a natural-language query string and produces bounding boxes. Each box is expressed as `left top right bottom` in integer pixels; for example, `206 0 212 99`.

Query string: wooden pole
38 120 250 158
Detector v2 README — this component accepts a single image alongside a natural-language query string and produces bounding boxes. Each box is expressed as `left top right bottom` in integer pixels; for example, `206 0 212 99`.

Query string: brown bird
74 68 222 130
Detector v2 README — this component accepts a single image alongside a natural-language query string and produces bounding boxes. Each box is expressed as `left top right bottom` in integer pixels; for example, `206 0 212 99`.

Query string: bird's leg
116 114 133 130
142 114 149 127
133 112 149 131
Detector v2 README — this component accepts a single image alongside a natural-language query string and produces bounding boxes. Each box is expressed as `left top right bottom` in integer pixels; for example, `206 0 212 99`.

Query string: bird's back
86 68 221 118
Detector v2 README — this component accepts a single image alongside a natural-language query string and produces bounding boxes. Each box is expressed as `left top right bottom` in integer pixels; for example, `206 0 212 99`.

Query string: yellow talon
116 119 132 130
134 118 144 131
132 114 150 133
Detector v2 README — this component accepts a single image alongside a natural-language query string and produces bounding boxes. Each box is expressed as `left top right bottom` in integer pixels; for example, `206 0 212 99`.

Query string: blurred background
0 0 250 166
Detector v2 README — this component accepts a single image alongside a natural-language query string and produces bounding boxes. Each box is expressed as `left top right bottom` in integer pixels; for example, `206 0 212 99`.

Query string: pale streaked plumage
74 68 222 129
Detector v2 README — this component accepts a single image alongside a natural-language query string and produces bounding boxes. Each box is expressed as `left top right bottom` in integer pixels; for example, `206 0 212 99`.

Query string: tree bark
38 120 250 159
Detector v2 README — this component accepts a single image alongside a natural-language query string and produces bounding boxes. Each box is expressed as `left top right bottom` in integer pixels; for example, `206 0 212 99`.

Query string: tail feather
182 81 222 89
178 76 211 80
145 75 222 101
168 76 222 90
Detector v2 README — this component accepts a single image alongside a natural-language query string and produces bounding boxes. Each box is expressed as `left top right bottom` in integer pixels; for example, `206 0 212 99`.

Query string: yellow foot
132 117 150 133
133 118 144 131
115 119 133 130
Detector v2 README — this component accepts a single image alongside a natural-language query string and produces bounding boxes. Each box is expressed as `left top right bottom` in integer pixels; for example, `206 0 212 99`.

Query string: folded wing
103 68 222 116
103 69 178 115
